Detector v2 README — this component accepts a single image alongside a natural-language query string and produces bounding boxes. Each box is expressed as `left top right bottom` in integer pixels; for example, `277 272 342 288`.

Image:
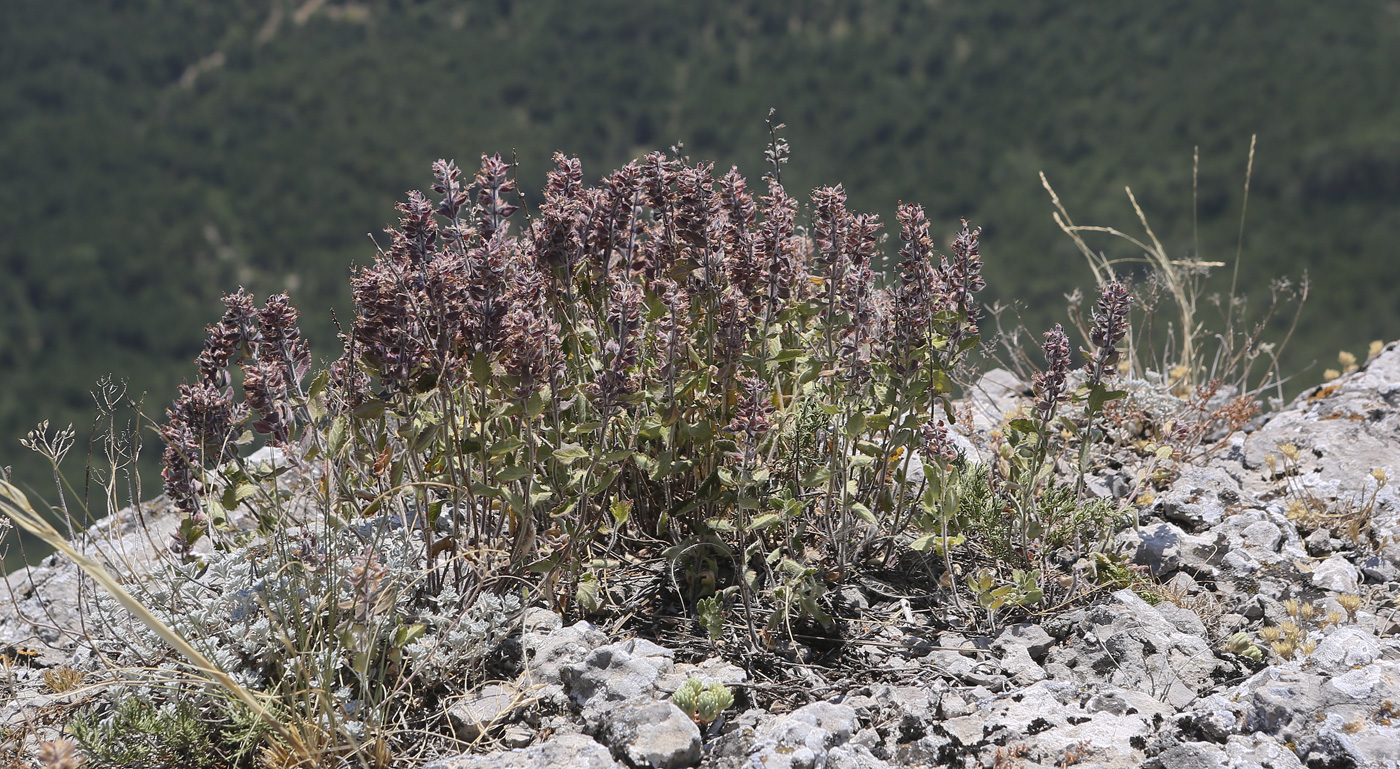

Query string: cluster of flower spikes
332 152 833 418
1084 280 1131 383
1033 324 1073 423
161 288 310 530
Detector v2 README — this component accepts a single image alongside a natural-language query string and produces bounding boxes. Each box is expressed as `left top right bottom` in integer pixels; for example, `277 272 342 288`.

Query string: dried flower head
1033 324 1072 419
727 374 774 443
196 288 261 388
1086 280 1131 382
943 218 985 333
37 738 83 769
257 292 311 387
243 358 293 444
757 180 799 312
922 420 959 465
475 153 519 241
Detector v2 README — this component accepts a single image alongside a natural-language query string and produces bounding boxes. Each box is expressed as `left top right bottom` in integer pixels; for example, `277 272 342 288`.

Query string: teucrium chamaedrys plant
26 137 1142 762
156 143 997 627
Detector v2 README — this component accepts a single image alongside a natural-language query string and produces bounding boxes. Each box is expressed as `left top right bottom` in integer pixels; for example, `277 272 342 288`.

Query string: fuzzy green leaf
551 443 590 465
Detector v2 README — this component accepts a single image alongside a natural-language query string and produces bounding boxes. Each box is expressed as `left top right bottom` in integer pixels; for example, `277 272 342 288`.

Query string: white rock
1311 554 1361 593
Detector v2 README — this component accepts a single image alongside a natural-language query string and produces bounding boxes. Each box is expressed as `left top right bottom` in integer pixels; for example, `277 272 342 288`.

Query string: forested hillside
3 0 1399 513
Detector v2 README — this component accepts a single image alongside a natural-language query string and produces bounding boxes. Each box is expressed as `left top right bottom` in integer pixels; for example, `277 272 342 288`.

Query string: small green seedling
672 677 734 725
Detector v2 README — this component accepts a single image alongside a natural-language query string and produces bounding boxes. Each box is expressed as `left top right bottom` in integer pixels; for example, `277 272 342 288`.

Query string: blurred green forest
4 1 1400 567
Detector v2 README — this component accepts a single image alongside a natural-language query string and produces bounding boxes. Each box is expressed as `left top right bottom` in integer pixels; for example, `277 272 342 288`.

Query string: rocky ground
7 344 1400 768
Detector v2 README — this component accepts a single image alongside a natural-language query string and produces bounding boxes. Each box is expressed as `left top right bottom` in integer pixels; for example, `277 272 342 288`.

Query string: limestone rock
421 733 622 769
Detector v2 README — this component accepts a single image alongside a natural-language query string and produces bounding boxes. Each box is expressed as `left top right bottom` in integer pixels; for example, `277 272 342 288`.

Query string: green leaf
551 443 589 465
470 352 493 386
610 498 633 527
748 513 783 530
774 348 807 362
1087 385 1129 414
327 415 349 456
848 501 876 523
683 420 714 443
352 399 388 420
526 389 549 419
204 496 227 528
717 467 737 487
588 468 619 495
697 597 724 641
306 369 330 401
575 574 601 614
854 440 882 456
307 394 328 423
778 558 809 578
844 411 866 438
632 452 657 476
601 449 634 464
411 422 440 454
800 467 834 486
910 533 938 552
637 415 665 440
930 369 955 395
495 465 532 482
651 451 673 480
392 623 427 647
489 436 525 457
221 482 257 509
1008 418 1039 433
470 481 502 498
529 488 554 506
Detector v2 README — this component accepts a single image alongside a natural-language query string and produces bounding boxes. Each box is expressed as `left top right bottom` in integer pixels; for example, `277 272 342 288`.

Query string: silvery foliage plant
93 515 519 700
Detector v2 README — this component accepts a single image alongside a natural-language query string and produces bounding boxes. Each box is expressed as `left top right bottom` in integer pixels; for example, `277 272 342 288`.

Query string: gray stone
823 744 892 769
597 701 701 769
743 701 862 769
1239 520 1283 552
421 733 622 769
1239 344 1400 533
561 638 675 719
965 368 1027 435
1042 590 1228 710
658 656 748 697
1361 555 1398 583
1304 528 1336 557
1309 712 1400 767
993 623 1056 661
521 607 563 634
1145 734 1305 769
1311 554 1361 593
1155 602 1208 637
520 621 609 687
995 643 1047 687
934 680 1170 768
1179 659 1400 766
449 683 527 741
1155 466 1247 531
1117 521 1185 576
1307 626 1381 675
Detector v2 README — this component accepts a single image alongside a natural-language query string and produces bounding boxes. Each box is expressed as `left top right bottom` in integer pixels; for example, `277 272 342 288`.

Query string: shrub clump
75 139 1142 763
